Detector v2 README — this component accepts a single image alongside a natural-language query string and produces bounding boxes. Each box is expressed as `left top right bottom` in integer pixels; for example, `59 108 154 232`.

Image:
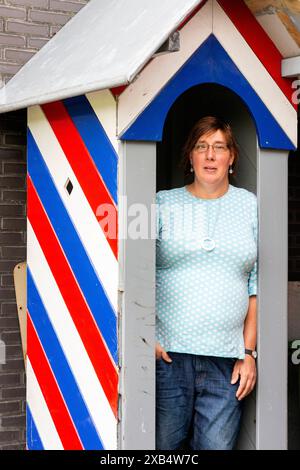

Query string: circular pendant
201 237 216 252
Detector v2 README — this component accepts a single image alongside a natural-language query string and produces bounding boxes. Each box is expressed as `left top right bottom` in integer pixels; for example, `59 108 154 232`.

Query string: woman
155 116 257 450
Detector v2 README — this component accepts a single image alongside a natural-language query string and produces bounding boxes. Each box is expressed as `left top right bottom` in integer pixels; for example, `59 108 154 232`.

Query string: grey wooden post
118 141 157 450
256 148 289 449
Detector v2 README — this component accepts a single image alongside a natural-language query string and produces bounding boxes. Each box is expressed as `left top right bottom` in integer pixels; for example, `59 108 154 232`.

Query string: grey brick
0 357 24 371
9 0 49 7
0 259 20 271
0 148 25 160
6 20 49 37
1 303 17 316
2 218 26 230
27 36 48 49
2 191 26 203
0 373 21 386
29 9 70 25
1 274 14 286
5 344 23 359
0 442 26 450
0 6 26 20
5 48 35 63
50 24 62 36
3 162 26 174
1 386 25 399
0 205 24 216
0 401 21 414
1 246 26 259
0 288 16 301
50 0 86 13
0 34 26 47
0 430 21 443
0 331 21 345
1 414 26 427
0 62 21 75
4 134 26 145
0 176 25 188
0 232 23 244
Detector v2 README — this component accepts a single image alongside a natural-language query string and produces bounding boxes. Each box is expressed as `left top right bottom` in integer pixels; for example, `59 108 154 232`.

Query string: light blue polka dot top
156 184 258 360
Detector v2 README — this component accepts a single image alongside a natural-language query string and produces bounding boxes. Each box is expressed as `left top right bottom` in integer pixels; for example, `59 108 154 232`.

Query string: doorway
156 83 258 449
157 83 257 194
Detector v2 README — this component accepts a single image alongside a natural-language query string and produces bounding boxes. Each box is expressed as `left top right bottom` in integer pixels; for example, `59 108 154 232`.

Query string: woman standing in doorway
155 116 258 450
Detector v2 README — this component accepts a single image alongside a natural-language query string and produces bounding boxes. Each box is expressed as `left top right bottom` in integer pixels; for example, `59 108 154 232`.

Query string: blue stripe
63 95 117 204
27 269 104 450
26 404 44 450
28 129 118 364
121 34 295 150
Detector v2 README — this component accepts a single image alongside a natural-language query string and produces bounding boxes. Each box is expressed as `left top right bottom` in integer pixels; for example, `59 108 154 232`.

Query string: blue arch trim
121 34 295 150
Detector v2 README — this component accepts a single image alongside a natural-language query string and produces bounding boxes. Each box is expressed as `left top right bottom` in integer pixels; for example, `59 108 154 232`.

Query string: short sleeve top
155 184 258 359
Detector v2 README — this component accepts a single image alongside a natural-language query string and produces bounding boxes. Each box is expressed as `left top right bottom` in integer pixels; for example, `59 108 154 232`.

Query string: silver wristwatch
245 348 257 359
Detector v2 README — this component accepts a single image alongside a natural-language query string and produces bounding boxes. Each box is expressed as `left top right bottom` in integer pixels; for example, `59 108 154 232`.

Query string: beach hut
0 0 297 450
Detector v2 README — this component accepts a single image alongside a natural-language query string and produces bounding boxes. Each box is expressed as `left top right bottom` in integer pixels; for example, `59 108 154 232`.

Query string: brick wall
0 0 90 85
0 109 26 450
0 0 90 450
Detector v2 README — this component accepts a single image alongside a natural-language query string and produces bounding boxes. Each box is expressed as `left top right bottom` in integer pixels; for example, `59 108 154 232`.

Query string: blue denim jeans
156 352 243 450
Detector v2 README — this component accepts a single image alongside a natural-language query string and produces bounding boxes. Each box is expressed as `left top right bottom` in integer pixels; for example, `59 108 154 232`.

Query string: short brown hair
181 116 239 176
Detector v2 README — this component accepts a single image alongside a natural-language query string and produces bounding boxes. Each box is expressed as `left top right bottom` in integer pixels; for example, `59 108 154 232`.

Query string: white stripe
256 13 300 59
28 105 118 314
118 0 213 135
28 222 117 450
27 358 63 450
86 89 118 152
213 0 297 147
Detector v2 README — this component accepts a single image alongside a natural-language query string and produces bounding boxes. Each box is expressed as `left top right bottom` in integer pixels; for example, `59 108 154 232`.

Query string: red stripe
41 101 118 259
27 175 118 417
27 313 83 450
217 0 296 109
110 85 127 97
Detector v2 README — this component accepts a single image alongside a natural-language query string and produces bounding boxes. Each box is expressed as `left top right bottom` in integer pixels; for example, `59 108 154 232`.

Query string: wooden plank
13 261 27 366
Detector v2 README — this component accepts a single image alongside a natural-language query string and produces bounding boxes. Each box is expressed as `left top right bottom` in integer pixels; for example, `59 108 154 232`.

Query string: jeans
156 352 243 450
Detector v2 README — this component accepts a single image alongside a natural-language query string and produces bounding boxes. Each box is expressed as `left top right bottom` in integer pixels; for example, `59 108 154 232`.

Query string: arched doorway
157 83 257 195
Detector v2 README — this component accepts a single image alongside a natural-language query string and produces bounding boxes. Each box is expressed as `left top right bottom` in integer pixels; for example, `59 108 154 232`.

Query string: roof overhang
0 0 204 113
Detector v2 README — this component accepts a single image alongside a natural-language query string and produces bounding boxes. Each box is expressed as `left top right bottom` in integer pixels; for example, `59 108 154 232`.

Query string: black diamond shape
66 179 73 195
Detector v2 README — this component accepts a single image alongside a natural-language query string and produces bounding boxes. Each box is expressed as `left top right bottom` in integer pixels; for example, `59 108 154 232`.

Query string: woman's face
190 129 235 187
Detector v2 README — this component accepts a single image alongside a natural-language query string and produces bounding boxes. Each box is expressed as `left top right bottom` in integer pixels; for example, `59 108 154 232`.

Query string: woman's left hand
231 356 257 401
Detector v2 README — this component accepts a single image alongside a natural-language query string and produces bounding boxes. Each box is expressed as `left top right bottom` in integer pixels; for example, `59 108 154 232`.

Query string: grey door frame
118 140 289 450
256 148 288 450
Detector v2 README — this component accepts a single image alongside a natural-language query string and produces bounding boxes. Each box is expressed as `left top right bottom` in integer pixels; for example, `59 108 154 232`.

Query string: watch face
252 351 257 359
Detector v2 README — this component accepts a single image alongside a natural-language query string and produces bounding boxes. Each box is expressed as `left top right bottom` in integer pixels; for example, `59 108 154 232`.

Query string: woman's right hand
155 342 172 362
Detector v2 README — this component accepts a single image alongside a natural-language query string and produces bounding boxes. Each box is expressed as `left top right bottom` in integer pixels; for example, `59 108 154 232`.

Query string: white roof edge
0 76 127 114
0 0 204 113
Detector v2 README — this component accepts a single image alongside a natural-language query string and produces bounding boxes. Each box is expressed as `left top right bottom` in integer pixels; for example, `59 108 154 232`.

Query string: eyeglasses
194 142 229 154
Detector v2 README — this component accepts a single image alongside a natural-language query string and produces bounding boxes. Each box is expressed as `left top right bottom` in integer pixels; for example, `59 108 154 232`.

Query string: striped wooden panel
27 91 118 450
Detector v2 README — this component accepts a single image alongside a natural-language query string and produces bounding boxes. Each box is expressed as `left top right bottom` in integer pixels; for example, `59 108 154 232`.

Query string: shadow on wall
288 281 300 449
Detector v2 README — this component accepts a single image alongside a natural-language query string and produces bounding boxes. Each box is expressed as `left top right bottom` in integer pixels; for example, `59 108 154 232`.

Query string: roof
0 0 204 113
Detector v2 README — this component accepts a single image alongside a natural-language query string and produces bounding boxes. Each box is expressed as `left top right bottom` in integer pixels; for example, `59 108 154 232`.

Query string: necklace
200 200 222 252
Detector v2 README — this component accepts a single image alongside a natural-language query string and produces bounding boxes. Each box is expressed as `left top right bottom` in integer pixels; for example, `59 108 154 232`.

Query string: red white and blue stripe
119 0 297 149
27 91 118 450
